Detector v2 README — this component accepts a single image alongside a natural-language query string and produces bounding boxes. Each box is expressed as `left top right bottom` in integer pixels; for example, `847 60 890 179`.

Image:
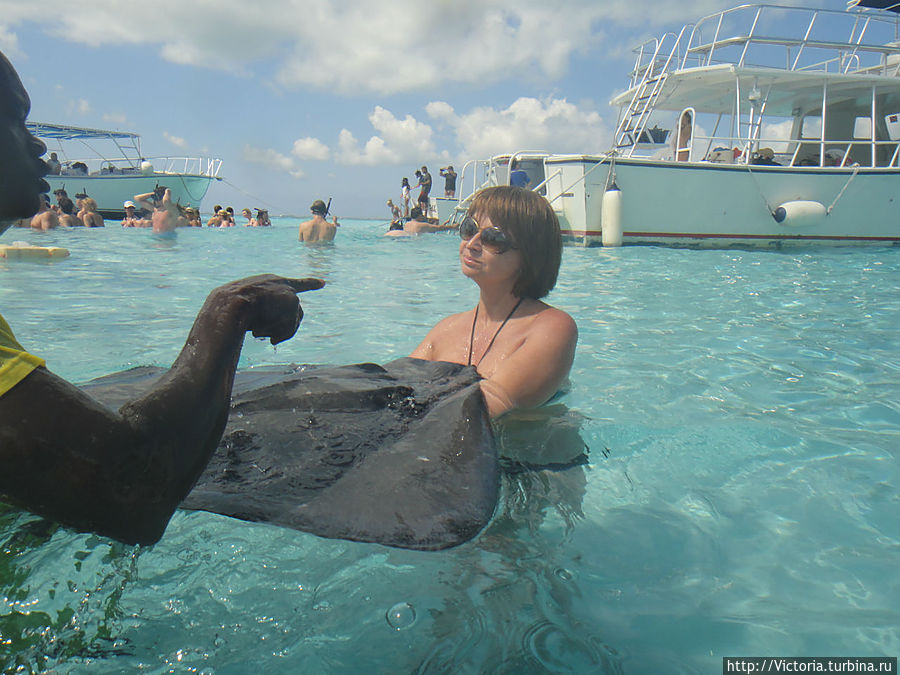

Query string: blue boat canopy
26 122 140 141
847 0 900 13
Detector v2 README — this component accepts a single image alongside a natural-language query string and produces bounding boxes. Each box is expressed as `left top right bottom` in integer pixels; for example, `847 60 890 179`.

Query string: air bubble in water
386 601 416 630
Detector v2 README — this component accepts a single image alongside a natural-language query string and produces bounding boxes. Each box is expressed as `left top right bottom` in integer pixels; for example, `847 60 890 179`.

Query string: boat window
885 113 900 141
800 116 822 139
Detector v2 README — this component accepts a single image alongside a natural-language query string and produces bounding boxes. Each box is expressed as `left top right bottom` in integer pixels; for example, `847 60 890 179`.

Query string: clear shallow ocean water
0 220 898 673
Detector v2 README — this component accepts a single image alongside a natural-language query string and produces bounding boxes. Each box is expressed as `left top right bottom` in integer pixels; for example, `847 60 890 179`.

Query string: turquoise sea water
1 220 898 673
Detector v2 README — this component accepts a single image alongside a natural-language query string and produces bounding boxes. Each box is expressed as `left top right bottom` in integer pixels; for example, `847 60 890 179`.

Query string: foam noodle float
0 243 70 260
81 358 499 550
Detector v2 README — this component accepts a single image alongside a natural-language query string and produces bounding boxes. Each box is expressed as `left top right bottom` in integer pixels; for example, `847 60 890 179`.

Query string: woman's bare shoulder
530 304 578 339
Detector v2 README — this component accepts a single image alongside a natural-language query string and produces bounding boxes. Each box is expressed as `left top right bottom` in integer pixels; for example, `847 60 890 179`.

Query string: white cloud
241 144 302 178
66 98 91 116
0 24 21 57
332 106 446 166
102 112 128 126
0 0 751 95
292 137 330 161
428 96 611 160
164 131 187 148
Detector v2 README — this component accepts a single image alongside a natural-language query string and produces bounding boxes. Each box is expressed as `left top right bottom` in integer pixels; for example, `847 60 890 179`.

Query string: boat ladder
614 28 686 154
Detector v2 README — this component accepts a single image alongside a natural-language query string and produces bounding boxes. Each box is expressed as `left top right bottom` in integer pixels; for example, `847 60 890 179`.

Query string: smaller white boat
28 123 222 219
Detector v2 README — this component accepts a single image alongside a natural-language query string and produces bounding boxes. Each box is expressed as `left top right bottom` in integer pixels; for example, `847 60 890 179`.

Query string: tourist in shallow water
58 196 81 228
29 194 59 230
0 48 326 545
411 186 578 418
298 199 338 243
134 187 178 233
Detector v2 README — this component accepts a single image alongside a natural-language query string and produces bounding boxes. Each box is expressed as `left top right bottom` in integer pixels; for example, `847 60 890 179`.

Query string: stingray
81 358 498 550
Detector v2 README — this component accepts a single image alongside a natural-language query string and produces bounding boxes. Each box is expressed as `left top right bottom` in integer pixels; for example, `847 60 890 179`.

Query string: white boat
449 3 900 247
28 123 222 219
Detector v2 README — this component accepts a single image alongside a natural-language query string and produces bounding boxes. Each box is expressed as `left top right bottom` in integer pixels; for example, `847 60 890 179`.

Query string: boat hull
44 173 216 220
550 157 900 247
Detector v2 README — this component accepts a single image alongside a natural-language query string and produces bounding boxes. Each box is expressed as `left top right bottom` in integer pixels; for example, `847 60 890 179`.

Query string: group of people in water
0 46 578 547
17 182 274 234
16 188 105 230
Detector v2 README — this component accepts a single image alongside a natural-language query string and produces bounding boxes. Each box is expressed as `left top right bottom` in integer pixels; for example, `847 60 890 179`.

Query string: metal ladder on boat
614 31 684 155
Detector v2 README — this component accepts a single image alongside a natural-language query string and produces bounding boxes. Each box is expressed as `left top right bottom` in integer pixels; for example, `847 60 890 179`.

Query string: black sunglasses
459 215 516 254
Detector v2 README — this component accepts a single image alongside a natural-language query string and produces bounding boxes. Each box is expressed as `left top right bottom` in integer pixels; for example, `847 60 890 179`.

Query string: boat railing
60 156 222 178
637 127 900 167
678 4 900 76
153 156 224 177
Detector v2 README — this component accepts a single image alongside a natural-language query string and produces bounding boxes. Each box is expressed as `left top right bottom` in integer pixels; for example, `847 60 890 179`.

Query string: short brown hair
467 186 562 299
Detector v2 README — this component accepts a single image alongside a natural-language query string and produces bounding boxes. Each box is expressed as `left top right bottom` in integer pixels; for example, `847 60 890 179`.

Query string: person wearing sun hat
298 198 339 243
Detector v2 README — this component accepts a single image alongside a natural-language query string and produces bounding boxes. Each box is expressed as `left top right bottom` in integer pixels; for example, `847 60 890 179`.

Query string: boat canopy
26 122 140 141
848 0 900 13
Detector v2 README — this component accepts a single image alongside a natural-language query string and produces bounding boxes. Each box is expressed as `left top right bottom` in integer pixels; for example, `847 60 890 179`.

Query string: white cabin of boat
444 4 900 247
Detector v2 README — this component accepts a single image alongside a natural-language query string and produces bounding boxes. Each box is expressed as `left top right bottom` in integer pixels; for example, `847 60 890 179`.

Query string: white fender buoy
140 160 154 175
772 200 826 227
601 182 623 247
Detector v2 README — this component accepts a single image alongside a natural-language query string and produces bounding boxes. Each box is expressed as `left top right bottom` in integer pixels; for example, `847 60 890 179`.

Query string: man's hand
211 275 325 345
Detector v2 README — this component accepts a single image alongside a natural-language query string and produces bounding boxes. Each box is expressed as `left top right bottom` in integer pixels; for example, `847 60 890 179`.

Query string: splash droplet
386 601 416 630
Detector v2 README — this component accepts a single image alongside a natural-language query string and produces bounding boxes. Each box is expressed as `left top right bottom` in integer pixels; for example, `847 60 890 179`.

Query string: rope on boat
826 164 861 214
744 162 776 215
218 177 284 214
174 174 209 203
745 161 861 218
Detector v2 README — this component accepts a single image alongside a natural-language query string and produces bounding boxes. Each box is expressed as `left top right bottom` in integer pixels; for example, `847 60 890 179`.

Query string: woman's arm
478 308 577 418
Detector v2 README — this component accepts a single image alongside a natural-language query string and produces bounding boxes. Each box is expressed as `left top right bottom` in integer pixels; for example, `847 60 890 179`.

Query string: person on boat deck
0 47 326 545
58 196 81 228
509 160 531 189
134 186 178 234
440 165 457 198
30 194 59 230
410 186 578 419
298 199 339 243
45 152 61 175
400 177 411 218
79 197 105 228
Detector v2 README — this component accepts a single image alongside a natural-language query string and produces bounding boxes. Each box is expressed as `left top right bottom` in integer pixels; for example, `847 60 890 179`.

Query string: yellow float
0 242 70 260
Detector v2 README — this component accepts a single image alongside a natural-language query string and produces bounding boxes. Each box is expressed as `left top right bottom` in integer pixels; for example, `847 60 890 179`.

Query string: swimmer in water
134 186 179 234
298 199 338 243
410 186 578 418
0 47 326 545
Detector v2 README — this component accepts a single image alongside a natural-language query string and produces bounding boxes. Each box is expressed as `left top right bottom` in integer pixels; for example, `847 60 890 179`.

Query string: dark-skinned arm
0 274 324 545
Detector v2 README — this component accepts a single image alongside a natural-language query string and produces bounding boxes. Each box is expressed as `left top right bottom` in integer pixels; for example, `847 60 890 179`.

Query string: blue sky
1 0 849 218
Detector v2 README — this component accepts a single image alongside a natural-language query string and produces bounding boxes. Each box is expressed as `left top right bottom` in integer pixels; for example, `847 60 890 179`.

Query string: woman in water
411 186 577 419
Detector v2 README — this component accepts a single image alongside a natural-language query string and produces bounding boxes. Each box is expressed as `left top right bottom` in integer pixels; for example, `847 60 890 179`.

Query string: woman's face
458 214 522 290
